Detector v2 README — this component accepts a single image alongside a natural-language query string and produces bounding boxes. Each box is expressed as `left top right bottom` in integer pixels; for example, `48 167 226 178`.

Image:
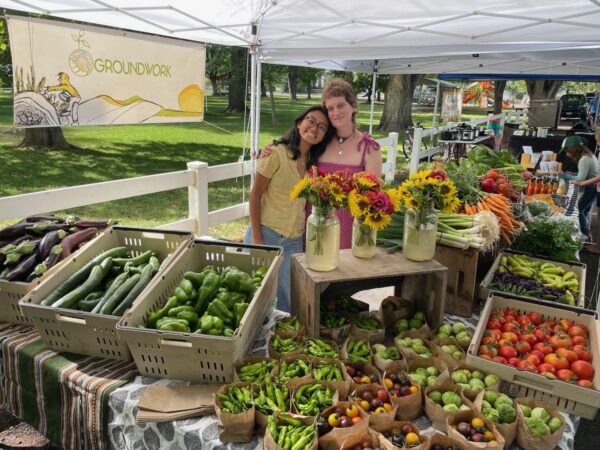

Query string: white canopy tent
3 0 600 167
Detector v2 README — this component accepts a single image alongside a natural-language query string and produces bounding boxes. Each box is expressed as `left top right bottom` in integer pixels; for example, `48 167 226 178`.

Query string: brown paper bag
350 312 386 344
432 337 466 372
380 296 413 330
304 337 340 360
407 357 450 390
268 333 305 359
448 364 500 401
275 316 306 339
381 368 423 421
263 412 317 450
317 401 369 450
446 410 505 450
311 357 351 400
340 336 374 365
473 390 517 449
373 348 407 373
343 361 382 392
214 382 255 443
292 381 339 416
371 421 428 450
137 383 220 413
275 354 313 392
234 355 277 384
432 324 472 351
340 428 383 450
349 384 397 429
426 431 469 450
253 378 292 435
320 312 352 343
515 397 566 450
424 382 473 431
394 330 435 362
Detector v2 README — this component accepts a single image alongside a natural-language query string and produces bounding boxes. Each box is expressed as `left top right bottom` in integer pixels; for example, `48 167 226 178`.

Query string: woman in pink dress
261 78 382 248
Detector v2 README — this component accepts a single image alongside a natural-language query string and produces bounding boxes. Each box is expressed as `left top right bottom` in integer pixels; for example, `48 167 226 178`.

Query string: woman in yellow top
245 106 332 312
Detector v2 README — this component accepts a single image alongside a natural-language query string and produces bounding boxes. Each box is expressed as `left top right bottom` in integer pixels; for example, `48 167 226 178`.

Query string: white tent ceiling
3 0 600 74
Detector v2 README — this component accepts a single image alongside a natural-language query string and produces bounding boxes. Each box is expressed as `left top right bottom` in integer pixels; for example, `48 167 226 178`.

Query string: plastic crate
18 226 191 360
465 294 600 419
0 228 107 325
116 239 282 383
479 249 586 308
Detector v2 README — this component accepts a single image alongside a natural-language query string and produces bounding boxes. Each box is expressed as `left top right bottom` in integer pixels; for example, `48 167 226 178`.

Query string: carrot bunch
463 194 522 244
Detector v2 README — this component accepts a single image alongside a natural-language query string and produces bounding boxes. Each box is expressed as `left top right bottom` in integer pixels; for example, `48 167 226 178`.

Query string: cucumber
40 247 127 306
77 291 104 311
100 273 141 315
112 250 154 267
112 264 155 316
91 271 130 314
51 257 113 309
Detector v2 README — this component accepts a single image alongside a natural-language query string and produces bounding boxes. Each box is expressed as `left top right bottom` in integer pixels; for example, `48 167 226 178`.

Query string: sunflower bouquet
347 172 402 249
398 169 459 215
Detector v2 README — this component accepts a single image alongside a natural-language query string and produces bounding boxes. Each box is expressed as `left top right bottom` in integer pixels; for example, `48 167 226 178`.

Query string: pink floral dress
308 133 380 249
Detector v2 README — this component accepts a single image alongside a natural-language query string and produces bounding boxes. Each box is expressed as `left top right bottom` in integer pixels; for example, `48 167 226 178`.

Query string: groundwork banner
440 87 463 124
7 16 205 128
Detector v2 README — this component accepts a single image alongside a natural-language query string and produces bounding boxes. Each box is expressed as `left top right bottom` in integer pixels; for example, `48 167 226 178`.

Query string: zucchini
51 257 113 309
40 246 127 306
91 271 130 314
100 273 141 315
112 264 154 316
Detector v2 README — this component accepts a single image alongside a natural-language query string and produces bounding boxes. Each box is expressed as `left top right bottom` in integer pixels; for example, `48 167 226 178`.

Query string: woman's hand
572 180 582 186
259 143 274 159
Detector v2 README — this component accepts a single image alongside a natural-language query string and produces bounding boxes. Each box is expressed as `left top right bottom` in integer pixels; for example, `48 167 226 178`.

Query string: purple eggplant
0 222 31 240
25 214 65 223
75 219 113 229
6 253 38 282
37 230 67 260
45 246 62 270
61 227 98 258
25 221 69 234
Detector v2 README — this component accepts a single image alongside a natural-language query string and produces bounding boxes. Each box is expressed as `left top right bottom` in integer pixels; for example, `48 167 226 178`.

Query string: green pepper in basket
156 317 190 332
234 302 249 328
221 269 254 294
254 264 269 279
215 290 247 309
195 271 220 315
147 296 179 328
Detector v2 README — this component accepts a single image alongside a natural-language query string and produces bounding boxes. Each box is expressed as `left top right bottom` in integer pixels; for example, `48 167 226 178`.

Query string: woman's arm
248 173 271 244
572 156 595 182
573 172 600 186
365 146 383 177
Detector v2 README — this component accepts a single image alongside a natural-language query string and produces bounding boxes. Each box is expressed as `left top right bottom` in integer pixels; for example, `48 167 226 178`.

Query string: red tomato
537 363 556 374
478 344 498 357
499 345 517 360
497 339 515 348
571 360 595 380
577 379 594 388
517 315 532 331
486 319 502 330
484 329 502 341
556 348 578 364
515 359 537 372
527 312 542 326
541 371 557 379
492 356 508 365
502 322 521 334
533 342 553 356
482 336 498 345
544 353 570 371
573 323 589 335
557 369 577 382
549 334 573 350
568 325 588 338
573 344 592 362
526 354 541 366
530 350 545 363
559 319 574 331
501 332 519 344
533 329 548 343
508 357 520 367
572 335 588 347
552 324 568 335
504 308 518 319
514 341 531 356
479 354 492 361
519 333 538 346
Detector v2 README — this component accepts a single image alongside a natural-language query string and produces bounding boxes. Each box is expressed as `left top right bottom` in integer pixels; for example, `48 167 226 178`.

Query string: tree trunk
493 80 507 114
17 127 74 149
261 79 267 97
288 68 298 101
226 47 246 112
526 80 563 101
377 74 422 132
267 79 277 126
209 76 219 96
305 81 312 99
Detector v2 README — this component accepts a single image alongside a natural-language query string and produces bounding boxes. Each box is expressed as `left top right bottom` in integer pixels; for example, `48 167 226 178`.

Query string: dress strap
357 133 380 167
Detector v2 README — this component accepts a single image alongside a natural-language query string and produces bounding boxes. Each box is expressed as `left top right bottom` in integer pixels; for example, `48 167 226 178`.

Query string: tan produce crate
0 229 106 325
465 294 600 419
116 239 282 383
18 226 191 360
479 249 586 308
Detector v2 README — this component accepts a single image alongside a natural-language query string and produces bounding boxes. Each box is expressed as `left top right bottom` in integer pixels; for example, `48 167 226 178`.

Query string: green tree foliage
206 45 230 96
0 19 11 88
262 64 286 125
297 67 323 100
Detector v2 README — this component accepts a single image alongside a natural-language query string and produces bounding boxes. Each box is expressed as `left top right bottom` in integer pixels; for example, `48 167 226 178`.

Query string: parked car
560 94 587 119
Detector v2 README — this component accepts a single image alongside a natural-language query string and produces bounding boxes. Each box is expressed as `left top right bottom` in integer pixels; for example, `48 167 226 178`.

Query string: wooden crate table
290 248 448 337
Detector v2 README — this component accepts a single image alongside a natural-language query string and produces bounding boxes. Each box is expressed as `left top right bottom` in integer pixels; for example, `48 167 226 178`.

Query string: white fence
0 111 521 235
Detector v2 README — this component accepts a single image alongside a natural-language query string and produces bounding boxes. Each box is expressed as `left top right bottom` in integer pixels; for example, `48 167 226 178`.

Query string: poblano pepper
207 298 233 321
195 271 220 314
221 269 254 294
147 296 179 328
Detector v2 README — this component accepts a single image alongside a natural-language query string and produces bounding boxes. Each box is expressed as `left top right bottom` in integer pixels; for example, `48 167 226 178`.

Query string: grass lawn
0 92 487 238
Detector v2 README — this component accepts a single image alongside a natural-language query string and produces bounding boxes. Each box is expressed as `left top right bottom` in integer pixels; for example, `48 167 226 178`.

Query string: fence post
410 127 423 174
385 132 398 183
187 161 209 237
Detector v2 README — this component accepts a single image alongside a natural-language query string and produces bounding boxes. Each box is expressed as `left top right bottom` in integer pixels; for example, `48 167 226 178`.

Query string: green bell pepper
221 269 254 294
155 317 190 332
234 302 249 328
147 296 179 328
195 271 221 314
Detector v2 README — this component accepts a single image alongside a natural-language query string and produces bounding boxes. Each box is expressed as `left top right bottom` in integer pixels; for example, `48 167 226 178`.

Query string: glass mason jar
306 206 340 271
351 218 377 259
402 208 438 262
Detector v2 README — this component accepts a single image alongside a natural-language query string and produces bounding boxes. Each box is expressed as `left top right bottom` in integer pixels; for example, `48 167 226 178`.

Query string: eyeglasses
304 115 328 134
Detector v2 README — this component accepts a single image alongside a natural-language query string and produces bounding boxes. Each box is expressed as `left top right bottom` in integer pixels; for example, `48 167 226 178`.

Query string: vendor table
508 134 565 158
0 309 581 450
439 135 494 161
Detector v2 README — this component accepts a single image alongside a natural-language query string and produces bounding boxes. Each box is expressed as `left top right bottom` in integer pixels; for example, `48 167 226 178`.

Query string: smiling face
297 110 329 147
324 96 356 130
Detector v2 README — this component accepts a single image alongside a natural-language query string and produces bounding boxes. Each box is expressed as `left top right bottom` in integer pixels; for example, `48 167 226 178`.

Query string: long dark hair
274 106 333 169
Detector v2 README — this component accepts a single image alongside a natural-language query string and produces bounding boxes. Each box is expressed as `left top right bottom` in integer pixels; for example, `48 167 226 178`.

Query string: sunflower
439 180 457 197
387 188 402 211
364 211 391 230
356 175 377 190
290 177 310 199
348 190 371 217
328 182 346 204
404 196 420 209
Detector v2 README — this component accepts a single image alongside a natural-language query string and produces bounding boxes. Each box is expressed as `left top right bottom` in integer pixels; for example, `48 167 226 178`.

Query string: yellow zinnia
290 177 310 199
364 211 391 230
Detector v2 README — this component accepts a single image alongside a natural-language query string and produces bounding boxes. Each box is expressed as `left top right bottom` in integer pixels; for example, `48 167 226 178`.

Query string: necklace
336 131 354 155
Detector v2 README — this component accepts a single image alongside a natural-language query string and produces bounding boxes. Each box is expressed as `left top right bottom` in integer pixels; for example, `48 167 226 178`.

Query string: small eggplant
45 245 63 271
75 219 113 229
6 253 38 282
37 230 67 260
0 222 31 240
61 227 98 258
25 214 65 223
25 221 69 234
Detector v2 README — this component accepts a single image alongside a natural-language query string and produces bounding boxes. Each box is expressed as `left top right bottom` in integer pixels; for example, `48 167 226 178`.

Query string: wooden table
290 248 448 337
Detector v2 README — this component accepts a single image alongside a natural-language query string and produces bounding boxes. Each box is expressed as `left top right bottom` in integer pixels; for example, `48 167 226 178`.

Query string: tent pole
431 79 441 146
254 60 262 165
249 47 257 185
368 65 378 135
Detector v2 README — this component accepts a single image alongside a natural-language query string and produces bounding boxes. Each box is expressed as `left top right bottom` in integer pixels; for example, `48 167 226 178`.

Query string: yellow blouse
257 144 307 238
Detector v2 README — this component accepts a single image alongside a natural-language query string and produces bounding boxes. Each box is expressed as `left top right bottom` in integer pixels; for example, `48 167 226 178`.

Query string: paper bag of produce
349 383 397 428
320 312 352 343
446 409 505 450
275 354 313 393
342 360 382 392
380 368 423 421
340 336 373 365
432 337 466 371
234 355 277 384
263 412 317 450
425 431 468 450
515 397 565 450
291 381 339 416
311 357 350 400
407 357 450 390
448 364 500 402
394 330 435 363
274 316 306 339
373 345 407 372
268 332 305 359
350 312 386 344
253 377 291 435
214 382 255 442
380 296 413 330
317 400 369 450
371 420 428 450
340 428 383 450
473 389 517 449
424 382 473 431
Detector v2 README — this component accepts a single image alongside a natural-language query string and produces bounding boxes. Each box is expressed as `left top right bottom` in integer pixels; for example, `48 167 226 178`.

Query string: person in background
562 144 599 242
245 106 332 312
556 135 582 174
588 93 599 128
260 78 382 249
573 135 600 253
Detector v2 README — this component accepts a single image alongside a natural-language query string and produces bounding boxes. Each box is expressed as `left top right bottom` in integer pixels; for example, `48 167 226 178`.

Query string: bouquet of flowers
398 169 460 216
347 172 402 247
